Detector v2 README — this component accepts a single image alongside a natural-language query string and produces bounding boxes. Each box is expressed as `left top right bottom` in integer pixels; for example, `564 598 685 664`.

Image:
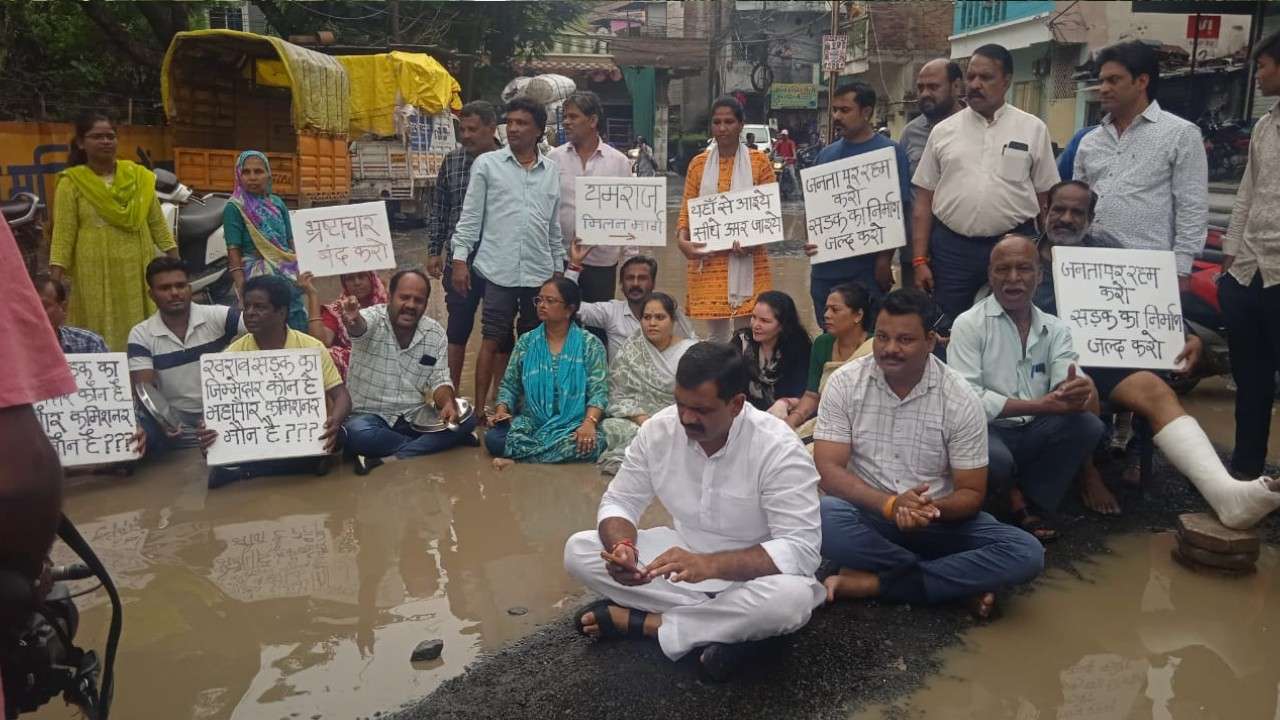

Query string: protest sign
200 349 328 466
575 177 667 247
292 201 395 277
686 183 784 253
800 146 906 264
34 353 138 467
1052 246 1184 369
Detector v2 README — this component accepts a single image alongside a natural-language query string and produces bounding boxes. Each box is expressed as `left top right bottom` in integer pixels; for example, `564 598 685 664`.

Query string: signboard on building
1187 15 1221 40
822 35 848 73
770 83 819 110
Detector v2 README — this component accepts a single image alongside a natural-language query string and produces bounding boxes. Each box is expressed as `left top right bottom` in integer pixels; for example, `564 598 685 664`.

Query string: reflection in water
851 533 1280 720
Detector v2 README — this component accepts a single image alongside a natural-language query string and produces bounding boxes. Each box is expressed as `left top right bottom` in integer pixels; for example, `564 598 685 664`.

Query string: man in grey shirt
899 58 964 286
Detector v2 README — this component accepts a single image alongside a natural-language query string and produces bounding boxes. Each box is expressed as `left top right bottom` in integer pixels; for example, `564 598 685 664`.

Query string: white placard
1052 246 1184 369
34 353 138 467
575 176 667 246
200 349 328 466
292 201 395 277
686 182 784 252
801 146 906 264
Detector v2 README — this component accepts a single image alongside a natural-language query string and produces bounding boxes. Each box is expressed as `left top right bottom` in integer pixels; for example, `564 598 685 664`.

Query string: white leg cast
656 574 824 661
1154 415 1280 529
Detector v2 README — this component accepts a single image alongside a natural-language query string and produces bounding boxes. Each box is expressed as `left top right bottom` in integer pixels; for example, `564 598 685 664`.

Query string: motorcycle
1199 116 1252 182
1171 224 1231 395
1 191 44 276
771 153 798 200
140 150 233 304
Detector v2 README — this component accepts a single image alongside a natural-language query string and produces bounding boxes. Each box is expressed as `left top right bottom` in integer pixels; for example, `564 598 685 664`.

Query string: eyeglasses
532 296 564 307
85 133 117 142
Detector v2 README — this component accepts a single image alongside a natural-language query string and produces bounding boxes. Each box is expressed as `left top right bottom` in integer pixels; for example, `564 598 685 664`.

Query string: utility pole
827 0 839 144
709 1 723 101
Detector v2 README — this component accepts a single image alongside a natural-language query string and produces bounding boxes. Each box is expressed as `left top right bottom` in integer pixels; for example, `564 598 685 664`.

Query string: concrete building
840 1 956 138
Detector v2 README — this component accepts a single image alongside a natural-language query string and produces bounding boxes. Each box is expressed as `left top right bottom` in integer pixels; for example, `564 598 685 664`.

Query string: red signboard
1187 15 1221 40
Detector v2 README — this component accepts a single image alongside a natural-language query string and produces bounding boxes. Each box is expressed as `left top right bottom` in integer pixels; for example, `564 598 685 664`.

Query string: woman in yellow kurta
676 96 776 342
50 113 177 351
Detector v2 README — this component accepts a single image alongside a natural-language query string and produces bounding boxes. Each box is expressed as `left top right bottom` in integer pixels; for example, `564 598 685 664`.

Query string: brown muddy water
32 205 1280 719
851 532 1280 720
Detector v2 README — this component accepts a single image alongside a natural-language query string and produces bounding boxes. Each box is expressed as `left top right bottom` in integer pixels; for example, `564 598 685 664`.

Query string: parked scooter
2 191 44 276
139 149 233 304
1199 115 1252 182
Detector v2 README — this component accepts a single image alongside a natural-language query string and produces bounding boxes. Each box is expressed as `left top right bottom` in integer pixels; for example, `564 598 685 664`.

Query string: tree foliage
0 1 587 121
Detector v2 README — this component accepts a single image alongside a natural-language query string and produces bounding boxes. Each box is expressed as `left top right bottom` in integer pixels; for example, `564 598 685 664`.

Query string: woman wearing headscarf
675 96 777 343
298 270 390 379
484 277 609 467
223 150 307 331
49 112 178 351
596 291 696 475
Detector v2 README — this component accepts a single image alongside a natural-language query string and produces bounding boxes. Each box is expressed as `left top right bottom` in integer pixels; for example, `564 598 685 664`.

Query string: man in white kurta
563 342 825 675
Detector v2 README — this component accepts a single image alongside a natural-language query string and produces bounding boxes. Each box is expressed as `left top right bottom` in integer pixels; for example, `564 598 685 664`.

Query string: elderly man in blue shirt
947 235 1106 542
451 96 566 424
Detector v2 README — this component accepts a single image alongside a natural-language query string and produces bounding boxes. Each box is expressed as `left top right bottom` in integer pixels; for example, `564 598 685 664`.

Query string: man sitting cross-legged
815 289 1043 619
563 341 825 681
947 235 1107 540
1035 181 1280 529
338 269 479 475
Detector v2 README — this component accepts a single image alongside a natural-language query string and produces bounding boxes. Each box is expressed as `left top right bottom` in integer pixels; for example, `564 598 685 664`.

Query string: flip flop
573 599 645 640
1012 507 1058 544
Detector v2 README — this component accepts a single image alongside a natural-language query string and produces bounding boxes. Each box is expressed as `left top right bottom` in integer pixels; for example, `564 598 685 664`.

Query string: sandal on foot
699 642 749 683
573 599 645 640
1012 507 1058 544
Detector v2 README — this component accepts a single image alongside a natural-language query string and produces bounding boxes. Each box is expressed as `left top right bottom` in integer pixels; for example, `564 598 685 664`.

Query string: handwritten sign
199 349 328 466
292 201 395 277
801 147 906 264
575 177 666 246
686 183 784 252
34 353 138 467
1053 246 1184 369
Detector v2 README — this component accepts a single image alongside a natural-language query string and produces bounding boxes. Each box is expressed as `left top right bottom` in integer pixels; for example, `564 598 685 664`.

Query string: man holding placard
1038 183 1280 528
340 269 478 475
203 275 351 488
911 44 1059 327
565 247 697 360
451 96 566 424
948 236 1106 540
547 91 636 303
803 81 911 327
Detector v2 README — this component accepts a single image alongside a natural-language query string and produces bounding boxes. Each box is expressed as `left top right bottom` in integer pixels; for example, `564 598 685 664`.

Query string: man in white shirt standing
814 289 1042 619
565 247 697 359
547 91 636 303
911 44 1059 326
563 342 824 681
1073 40 1208 281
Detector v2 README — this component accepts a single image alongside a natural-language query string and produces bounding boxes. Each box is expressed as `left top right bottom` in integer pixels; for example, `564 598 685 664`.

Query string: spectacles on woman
532 296 564 307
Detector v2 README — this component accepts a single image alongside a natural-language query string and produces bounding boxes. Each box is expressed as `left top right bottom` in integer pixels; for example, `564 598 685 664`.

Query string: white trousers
563 528 825 660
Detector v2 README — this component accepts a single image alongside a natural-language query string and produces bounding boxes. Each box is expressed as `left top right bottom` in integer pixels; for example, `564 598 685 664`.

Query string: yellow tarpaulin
162 29 350 134
338 51 462 137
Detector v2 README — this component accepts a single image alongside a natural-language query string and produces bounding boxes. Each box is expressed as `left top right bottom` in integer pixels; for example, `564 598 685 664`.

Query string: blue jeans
137 406 204 455
820 496 1043 604
483 421 510 457
810 261 882 329
344 412 478 459
987 413 1106 513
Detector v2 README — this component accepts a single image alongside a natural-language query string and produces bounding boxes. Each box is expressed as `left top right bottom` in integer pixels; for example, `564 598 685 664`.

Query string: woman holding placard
223 150 307 332
676 96 777 342
484 277 610 467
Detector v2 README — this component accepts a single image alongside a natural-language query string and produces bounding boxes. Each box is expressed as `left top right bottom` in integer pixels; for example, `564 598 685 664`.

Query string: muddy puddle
851 532 1280 720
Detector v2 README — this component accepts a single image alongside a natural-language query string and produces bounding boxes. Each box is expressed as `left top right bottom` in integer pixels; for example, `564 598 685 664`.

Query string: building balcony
953 0 1054 35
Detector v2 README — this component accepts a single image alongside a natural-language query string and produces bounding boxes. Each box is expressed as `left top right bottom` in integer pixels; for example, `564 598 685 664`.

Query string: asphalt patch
393 454 1279 720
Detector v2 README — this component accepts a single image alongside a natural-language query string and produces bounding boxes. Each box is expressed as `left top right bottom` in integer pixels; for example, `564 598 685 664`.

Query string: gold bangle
307 318 324 324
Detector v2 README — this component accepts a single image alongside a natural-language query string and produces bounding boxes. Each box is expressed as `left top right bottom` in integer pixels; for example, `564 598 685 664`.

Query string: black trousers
578 264 618 302
1219 272 1280 476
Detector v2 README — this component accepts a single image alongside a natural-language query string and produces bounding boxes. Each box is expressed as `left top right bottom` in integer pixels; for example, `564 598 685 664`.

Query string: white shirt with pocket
912 104 1060 238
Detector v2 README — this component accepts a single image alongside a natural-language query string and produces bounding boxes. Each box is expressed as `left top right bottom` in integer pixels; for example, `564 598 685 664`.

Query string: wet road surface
33 193 1280 720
